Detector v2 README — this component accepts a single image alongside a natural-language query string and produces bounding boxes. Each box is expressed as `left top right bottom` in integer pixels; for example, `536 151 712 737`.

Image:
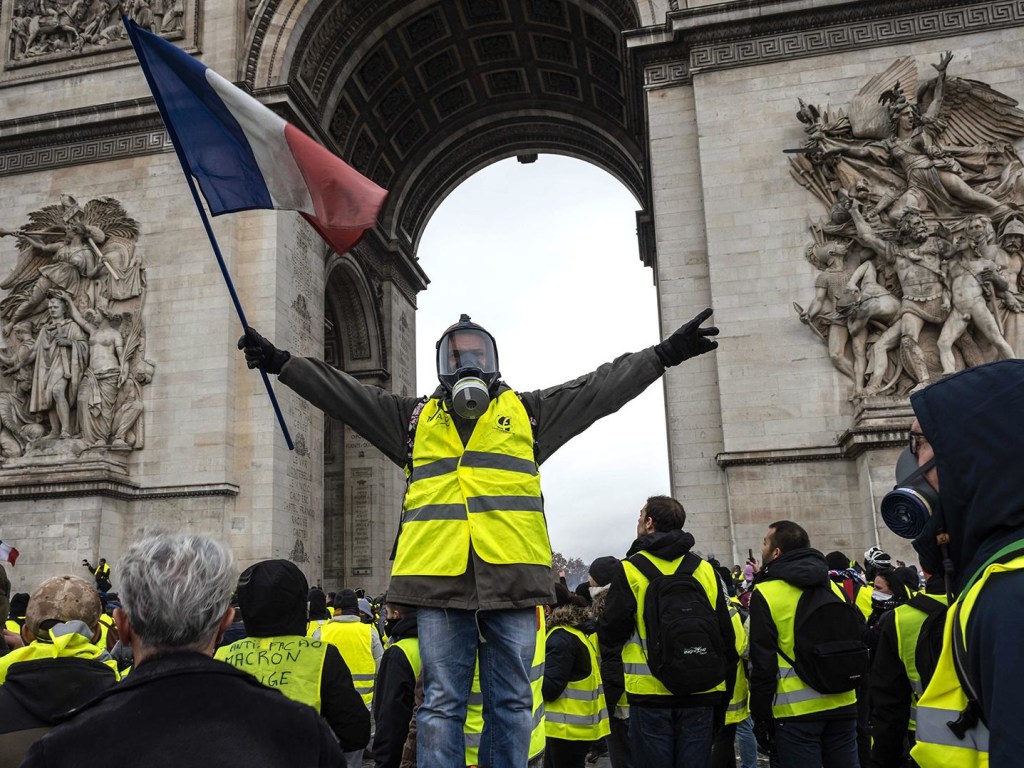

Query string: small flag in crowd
0 539 19 566
123 18 387 255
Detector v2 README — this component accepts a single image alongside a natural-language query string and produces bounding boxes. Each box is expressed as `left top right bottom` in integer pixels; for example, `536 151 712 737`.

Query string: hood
625 529 695 560
757 548 829 589
547 603 592 630
3 657 118 723
911 360 1024 589
388 613 418 641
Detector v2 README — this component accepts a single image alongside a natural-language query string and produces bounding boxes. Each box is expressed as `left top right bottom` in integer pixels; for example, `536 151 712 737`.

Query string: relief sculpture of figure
63 300 127 447
0 323 47 456
937 216 1021 373
789 52 1024 392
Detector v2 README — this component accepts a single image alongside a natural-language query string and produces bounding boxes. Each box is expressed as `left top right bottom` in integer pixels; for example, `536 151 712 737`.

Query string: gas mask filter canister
451 375 491 419
880 447 940 539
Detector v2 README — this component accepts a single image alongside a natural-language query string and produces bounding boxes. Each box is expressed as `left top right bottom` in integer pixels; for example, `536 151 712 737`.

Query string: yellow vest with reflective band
856 585 873 621
97 612 115 651
621 551 726 697
0 621 119 683
755 579 858 718
394 392 549 577
726 606 750 725
544 625 611 741
894 593 948 732
307 619 376 708
215 635 328 711
388 636 422 681
465 606 545 766
910 555 1024 767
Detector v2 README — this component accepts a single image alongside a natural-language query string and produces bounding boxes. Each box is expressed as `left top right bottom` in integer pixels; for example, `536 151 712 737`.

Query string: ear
214 607 235 646
20 623 32 645
113 607 133 647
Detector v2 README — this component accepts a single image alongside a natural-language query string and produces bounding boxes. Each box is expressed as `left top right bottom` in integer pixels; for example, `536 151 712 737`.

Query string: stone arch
323 252 387 380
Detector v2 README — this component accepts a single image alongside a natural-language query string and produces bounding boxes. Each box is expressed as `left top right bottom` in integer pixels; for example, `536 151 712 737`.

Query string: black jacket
0 657 118 767
542 607 595 703
20 652 344 768
911 360 1024 764
369 615 419 768
748 547 857 722
598 530 737 708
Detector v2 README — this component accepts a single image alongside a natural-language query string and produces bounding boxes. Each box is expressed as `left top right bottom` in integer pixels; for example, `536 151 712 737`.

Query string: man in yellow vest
82 557 111 592
368 601 419 768
588 556 632 768
216 559 370 763
748 520 860 767
0 575 118 765
240 308 719 768
598 495 737 767
876 360 1024 767
307 588 382 710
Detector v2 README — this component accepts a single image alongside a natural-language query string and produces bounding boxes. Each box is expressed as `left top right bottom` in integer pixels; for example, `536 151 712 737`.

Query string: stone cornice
0 477 240 501
631 0 1024 89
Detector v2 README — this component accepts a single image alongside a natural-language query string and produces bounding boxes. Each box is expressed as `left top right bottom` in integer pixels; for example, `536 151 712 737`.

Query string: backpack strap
403 396 429 472
908 593 946 616
629 551 700 584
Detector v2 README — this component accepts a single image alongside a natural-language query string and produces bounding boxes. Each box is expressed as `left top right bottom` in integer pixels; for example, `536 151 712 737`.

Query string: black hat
9 592 28 618
588 556 620 588
825 551 851 571
335 588 359 613
236 560 309 637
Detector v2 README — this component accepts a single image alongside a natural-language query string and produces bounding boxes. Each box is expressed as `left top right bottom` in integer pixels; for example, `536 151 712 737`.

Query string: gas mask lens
438 331 496 378
879 447 938 539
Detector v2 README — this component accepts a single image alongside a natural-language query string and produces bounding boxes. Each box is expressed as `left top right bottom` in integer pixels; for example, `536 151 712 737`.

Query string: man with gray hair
21 532 345 768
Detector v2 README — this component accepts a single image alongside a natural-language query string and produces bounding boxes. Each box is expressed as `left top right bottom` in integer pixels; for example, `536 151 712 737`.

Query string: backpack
778 583 869 694
629 552 727 696
908 593 947 689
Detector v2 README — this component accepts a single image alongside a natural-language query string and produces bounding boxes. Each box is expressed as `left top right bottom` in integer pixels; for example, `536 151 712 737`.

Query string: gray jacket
279 346 665 610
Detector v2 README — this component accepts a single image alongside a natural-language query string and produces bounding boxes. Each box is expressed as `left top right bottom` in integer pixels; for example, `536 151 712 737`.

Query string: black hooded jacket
912 360 1024 761
369 614 419 768
0 657 118 766
748 547 857 722
598 530 737 709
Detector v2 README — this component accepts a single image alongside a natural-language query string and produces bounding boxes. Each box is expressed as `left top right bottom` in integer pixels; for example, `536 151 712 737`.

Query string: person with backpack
749 520 866 767
876 360 1024 767
868 566 947 768
598 495 737 767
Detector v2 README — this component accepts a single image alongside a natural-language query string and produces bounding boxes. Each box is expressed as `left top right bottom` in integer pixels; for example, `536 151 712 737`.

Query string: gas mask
880 447 940 540
436 315 500 420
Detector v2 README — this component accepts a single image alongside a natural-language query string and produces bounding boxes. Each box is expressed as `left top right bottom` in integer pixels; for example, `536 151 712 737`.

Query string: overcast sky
415 154 669 570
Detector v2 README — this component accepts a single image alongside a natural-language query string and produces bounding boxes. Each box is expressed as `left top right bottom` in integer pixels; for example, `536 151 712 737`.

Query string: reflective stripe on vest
307 620 376 708
215 635 329 711
622 551 726 697
465 606 545 765
394 393 549 577
894 593 948 732
726 606 750 725
910 556 1024 767
755 579 857 718
544 625 611 741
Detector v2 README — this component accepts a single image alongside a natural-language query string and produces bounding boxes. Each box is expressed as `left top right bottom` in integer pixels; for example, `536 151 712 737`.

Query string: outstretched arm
848 204 889 256
924 51 953 122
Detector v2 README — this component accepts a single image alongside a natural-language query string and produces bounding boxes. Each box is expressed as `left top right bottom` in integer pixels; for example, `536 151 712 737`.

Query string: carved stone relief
0 195 154 463
789 54 1024 398
6 0 186 66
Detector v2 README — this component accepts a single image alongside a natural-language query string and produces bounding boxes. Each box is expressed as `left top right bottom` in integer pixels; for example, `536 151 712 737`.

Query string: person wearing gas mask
878 359 1024 768
237 308 719 768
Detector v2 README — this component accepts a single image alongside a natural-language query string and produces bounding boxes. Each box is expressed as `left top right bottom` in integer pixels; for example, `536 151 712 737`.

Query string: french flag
124 19 386 255
0 539 18 567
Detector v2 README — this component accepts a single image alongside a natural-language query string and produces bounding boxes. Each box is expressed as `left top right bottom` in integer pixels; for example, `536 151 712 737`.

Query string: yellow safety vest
0 622 119 682
911 553 1024 767
856 584 873 621
394 393 550 577
215 635 328 711
755 579 858 719
97 613 115 651
544 625 610 741
726 606 750 725
5 618 21 636
893 593 948 731
307 619 376 708
621 551 726 697
465 607 545 766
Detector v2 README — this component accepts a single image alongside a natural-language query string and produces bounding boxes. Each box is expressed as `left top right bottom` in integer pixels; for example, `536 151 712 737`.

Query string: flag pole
124 17 293 451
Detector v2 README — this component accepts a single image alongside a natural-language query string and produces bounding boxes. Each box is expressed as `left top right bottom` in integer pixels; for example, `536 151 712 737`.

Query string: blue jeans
773 717 859 768
417 607 535 768
628 706 714 768
734 718 757 768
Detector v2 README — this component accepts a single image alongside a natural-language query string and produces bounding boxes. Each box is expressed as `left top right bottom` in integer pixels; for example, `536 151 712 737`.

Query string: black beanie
9 592 28 618
236 560 309 637
825 551 851 571
588 556 620 588
334 588 359 613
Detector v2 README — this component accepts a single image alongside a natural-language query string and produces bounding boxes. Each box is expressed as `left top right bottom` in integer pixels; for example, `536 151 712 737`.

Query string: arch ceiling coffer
249 0 647 256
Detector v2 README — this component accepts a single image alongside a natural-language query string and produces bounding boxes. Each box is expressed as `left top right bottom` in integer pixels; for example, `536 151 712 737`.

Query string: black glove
237 327 291 375
753 717 775 753
654 307 719 367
